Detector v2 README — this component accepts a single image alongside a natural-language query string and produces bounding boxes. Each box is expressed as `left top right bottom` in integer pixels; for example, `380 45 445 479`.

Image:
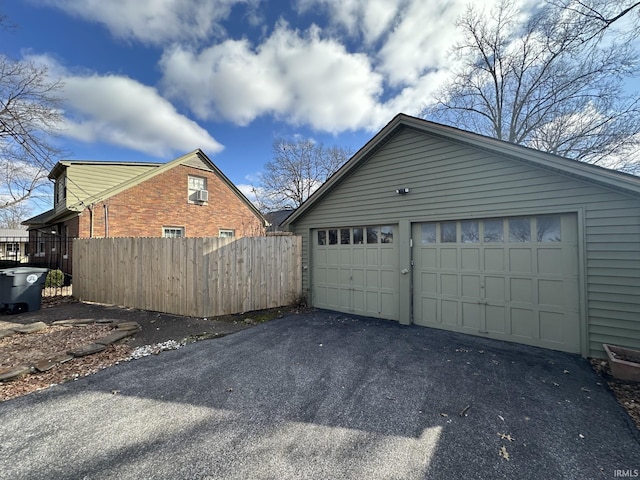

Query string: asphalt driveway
0 311 638 479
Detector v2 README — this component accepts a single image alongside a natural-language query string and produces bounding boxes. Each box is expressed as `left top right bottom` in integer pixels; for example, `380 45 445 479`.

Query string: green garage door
413 214 581 352
312 225 399 319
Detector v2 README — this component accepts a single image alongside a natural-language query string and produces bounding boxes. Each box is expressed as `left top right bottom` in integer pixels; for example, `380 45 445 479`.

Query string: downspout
104 204 109 238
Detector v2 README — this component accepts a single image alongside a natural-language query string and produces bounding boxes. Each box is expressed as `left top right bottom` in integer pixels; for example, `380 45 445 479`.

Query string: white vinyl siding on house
290 127 640 357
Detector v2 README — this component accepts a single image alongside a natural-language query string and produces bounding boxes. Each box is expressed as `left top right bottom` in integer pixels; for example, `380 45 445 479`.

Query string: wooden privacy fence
73 236 302 317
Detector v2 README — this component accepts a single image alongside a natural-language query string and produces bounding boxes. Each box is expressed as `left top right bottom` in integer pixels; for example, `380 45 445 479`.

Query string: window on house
6 243 19 257
421 223 436 244
219 229 235 238
188 176 207 202
536 215 561 242
461 221 479 243
317 230 326 245
55 177 67 205
366 227 378 244
483 219 504 243
352 228 363 244
441 222 457 243
36 231 45 256
509 218 531 242
380 226 394 243
163 227 184 238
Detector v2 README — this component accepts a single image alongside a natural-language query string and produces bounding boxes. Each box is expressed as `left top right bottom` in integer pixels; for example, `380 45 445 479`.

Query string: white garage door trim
412 214 581 353
311 225 399 319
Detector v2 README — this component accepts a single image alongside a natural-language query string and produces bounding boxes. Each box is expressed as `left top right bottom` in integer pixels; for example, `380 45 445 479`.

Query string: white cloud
295 0 406 45
377 0 480 87
160 22 385 132
35 0 517 139
39 0 260 45
29 55 223 157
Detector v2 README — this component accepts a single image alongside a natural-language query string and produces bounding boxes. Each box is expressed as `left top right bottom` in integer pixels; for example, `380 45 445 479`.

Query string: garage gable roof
283 113 640 225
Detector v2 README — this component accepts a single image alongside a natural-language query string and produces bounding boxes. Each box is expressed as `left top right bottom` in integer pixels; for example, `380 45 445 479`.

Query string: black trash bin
0 267 49 314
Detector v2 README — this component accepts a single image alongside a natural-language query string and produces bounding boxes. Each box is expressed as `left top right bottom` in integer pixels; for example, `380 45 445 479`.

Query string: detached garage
283 114 640 358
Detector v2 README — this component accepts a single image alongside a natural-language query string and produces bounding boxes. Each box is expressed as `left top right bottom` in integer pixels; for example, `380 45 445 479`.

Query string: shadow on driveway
1 311 638 479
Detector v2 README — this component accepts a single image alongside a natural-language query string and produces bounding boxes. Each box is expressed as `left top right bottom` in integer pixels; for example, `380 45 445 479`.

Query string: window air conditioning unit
196 190 209 202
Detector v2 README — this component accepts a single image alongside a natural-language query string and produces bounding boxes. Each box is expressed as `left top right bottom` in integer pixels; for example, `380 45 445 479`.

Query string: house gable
51 161 160 213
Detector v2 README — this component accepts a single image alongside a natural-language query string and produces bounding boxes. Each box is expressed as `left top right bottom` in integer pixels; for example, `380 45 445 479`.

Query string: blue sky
2 0 639 215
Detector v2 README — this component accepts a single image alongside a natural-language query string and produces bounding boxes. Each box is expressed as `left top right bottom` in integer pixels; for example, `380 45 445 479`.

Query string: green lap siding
289 125 640 358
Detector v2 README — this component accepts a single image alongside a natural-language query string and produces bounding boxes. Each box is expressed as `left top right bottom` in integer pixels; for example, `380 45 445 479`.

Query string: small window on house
219 229 235 238
188 176 207 202
6 243 18 257
55 177 67 205
441 222 457 243
536 215 561 242
328 229 338 245
461 221 479 243
421 223 436 244
380 226 393 243
353 228 363 244
340 229 350 244
317 230 326 245
163 226 184 238
483 219 504 243
366 227 378 244
509 218 531 242
36 231 45 256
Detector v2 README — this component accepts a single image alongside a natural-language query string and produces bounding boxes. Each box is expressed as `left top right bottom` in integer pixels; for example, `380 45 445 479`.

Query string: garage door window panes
441 222 457 242
509 218 531 242
461 221 479 243
418 215 563 245
537 215 561 242
353 228 363 244
421 223 436 244
316 226 394 246
484 220 504 242
381 226 393 243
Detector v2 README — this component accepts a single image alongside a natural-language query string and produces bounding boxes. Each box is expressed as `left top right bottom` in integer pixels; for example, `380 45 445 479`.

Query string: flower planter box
603 344 640 382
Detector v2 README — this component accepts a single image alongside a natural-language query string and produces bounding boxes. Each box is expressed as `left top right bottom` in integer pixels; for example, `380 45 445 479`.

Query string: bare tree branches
254 138 351 211
0 38 62 216
425 0 640 167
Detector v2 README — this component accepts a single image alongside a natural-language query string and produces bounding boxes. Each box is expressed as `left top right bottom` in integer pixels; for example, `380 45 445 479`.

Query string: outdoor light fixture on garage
395 188 410 194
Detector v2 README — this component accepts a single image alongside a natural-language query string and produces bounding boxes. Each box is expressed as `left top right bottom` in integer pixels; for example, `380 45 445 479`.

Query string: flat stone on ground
0 321 22 330
115 322 141 331
67 343 106 357
0 329 16 339
34 353 75 372
12 322 48 334
52 319 96 326
0 365 32 382
96 330 136 345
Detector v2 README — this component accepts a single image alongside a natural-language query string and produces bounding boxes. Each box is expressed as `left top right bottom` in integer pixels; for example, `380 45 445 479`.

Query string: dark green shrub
45 269 64 288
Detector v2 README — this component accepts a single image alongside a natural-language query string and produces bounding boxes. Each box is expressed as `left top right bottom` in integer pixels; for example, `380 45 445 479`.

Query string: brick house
23 149 266 274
